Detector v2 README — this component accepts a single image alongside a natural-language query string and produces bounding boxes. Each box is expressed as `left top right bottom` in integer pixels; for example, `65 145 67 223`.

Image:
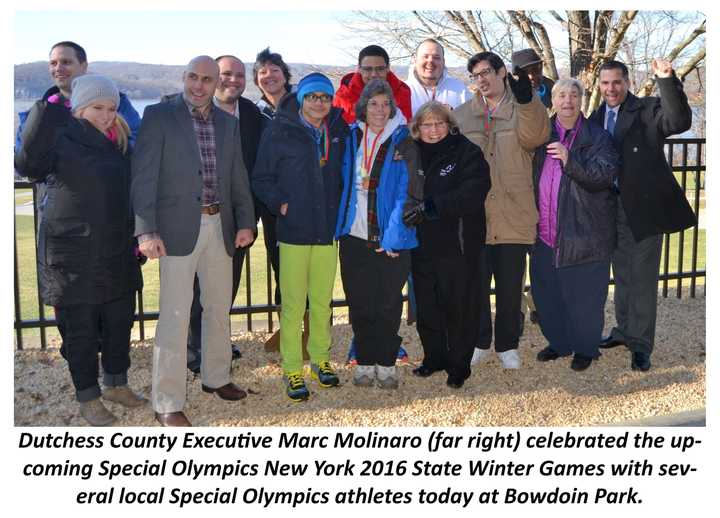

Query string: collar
183 94 213 120
213 96 239 119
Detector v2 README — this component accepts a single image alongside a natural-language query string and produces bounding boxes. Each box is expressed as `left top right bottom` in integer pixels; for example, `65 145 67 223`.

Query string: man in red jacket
333 45 412 124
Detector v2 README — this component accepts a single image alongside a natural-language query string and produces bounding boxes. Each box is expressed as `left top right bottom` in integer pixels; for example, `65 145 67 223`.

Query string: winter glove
402 197 439 227
508 67 533 104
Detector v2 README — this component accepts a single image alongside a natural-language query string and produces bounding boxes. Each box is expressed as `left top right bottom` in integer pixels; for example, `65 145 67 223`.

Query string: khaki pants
152 214 233 413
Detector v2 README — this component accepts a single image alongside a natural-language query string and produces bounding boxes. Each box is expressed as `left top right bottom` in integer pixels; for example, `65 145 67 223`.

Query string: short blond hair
409 101 459 140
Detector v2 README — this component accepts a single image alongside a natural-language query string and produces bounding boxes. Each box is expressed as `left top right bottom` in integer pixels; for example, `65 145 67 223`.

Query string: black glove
402 198 439 227
507 67 533 104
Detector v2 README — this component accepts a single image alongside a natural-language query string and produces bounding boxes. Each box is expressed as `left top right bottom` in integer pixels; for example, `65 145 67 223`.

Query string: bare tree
340 10 705 113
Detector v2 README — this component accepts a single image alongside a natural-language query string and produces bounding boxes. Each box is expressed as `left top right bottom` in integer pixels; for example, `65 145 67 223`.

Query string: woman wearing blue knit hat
252 72 349 401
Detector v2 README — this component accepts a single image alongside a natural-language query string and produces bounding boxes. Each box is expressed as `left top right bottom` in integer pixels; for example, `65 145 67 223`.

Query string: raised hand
508 66 533 104
652 58 673 78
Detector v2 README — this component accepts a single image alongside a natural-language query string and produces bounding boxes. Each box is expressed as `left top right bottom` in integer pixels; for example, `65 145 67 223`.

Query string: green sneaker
310 361 340 387
283 372 310 402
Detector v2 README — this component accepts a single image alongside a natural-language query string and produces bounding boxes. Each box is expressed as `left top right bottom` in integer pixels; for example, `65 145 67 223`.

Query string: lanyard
483 90 507 134
361 127 384 176
319 121 330 166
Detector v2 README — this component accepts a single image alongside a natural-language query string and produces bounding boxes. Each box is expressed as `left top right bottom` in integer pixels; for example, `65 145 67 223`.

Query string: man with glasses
252 73 348 401
334 44 412 123
455 51 549 370
406 39 469 114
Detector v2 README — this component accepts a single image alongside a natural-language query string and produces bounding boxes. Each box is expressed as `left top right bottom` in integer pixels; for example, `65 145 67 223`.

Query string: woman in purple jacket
530 78 620 371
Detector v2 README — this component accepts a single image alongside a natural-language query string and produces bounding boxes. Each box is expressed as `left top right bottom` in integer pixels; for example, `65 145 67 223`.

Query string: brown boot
264 329 281 352
79 398 117 426
103 386 147 407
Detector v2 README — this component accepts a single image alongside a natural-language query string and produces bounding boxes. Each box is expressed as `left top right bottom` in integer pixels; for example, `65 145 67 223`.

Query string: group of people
14 37 695 427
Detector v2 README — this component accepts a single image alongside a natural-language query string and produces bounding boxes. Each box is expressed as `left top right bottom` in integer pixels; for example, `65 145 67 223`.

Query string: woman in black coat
403 101 491 388
15 75 144 426
531 78 620 371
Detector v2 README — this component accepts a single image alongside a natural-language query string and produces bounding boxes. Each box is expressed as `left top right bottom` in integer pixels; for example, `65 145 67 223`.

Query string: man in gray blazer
132 55 256 427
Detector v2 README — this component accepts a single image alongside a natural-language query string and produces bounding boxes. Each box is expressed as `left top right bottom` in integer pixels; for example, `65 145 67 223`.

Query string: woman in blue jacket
336 79 418 389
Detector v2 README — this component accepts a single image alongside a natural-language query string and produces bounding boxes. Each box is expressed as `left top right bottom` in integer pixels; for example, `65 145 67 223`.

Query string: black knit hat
511 48 543 70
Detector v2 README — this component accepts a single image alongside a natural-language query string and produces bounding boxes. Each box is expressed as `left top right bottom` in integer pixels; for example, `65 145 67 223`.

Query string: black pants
55 292 136 402
412 248 483 380
477 244 528 352
609 202 664 354
339 236 410 367
530 241 610 358
187 246 246 370
258 202 281 306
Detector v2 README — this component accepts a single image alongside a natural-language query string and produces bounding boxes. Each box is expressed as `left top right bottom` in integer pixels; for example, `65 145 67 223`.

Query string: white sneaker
497 349 521 369
376 365 399 389
470 348 492 366
352 365 375 387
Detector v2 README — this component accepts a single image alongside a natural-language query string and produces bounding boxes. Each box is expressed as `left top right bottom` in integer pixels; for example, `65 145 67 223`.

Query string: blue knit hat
296 72 334 105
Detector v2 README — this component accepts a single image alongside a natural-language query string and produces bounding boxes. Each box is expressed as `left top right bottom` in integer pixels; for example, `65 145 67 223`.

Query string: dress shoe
599 335 625 349
264 329 281 352
155 411 192 427
446 375 465 389
536 347 561 362
201 382 247 400
570 354 594 371
631 351 651 371
231 343 242 360
412 364 441 378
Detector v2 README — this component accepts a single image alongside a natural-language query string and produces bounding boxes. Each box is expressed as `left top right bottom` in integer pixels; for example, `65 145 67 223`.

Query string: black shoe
536 347 561 362
631 351 651 371
446 375 464 389
570 354 594 371
599 335 625 349
412 364 441 378
231 343 242 360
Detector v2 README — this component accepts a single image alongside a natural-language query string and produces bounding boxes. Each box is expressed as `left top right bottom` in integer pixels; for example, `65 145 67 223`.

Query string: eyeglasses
304 93 333 104
469 68 496 81
359 65 388 74
418 121 448 130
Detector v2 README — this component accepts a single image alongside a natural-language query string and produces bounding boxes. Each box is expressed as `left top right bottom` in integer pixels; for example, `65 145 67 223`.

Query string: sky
14 10 370 67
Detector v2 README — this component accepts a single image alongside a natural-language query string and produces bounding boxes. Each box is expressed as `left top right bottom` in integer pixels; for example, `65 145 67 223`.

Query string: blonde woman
15 74 144 426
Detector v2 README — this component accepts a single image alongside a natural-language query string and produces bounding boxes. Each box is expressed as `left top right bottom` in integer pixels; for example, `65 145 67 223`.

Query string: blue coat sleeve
335 134 355 239
380 159 418 252
119 94 141 149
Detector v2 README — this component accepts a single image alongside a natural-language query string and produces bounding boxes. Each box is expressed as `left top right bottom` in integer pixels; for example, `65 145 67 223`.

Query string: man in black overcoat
589 59 696 371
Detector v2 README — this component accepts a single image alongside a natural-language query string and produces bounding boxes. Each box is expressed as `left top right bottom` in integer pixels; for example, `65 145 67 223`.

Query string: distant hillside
14 61 468 102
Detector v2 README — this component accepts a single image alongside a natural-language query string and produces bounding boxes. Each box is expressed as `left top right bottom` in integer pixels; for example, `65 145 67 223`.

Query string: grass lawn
14 200 706 346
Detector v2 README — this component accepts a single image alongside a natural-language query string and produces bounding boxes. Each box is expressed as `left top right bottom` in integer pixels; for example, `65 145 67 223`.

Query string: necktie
607 110 616 136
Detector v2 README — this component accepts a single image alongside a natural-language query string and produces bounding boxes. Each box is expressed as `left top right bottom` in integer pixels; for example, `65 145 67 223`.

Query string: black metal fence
13 137 706 350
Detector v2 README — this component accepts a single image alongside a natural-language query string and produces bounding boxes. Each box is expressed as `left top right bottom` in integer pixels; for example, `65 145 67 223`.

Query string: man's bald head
183 55 220 108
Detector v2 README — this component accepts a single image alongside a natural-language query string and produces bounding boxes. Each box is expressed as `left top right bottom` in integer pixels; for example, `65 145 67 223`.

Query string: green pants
279 242 337 374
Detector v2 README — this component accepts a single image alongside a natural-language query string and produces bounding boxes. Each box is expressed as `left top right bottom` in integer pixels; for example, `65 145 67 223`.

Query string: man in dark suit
132 56 256 427
186 54 263 373
589 59 695 371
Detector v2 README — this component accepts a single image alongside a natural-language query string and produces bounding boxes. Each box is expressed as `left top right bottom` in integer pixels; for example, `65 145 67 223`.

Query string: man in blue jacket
15 41 141 154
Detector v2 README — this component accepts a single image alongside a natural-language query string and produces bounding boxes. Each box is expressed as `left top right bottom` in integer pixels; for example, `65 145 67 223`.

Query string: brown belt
200 203 220 215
